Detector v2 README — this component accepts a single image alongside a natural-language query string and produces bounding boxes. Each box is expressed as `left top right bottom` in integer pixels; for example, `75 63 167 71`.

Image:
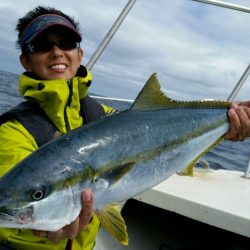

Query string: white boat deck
95 168 250 249
135 168 250 238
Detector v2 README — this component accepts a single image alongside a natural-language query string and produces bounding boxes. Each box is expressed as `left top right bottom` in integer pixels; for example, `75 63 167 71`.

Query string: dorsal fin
131 73 230 111
131 73 172 110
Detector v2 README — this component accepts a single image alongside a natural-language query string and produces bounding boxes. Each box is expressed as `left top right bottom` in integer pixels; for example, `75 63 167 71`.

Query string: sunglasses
25 38 80 53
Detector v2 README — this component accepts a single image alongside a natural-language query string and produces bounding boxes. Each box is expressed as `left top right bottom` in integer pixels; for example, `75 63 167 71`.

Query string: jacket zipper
64 79 73 132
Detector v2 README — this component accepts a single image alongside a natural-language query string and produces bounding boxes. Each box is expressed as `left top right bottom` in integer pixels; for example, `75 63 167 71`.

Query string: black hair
16 6 81 49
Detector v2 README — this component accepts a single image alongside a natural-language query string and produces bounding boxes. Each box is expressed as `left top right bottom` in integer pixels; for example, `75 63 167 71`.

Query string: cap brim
20 14 82 46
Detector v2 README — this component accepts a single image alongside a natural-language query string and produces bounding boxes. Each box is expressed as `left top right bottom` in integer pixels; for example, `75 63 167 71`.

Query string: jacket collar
18 66 92 133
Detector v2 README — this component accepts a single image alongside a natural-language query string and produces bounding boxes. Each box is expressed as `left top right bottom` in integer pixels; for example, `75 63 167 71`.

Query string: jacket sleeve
0 120 38 177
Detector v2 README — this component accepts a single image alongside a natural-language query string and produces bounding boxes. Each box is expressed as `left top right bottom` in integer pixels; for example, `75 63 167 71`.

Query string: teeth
50 64 66 70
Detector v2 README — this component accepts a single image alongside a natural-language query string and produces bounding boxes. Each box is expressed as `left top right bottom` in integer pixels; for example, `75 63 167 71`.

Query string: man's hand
224 101 250 141
33 189 93 242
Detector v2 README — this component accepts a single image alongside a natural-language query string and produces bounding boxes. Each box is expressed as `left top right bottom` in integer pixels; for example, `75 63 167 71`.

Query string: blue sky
0 0 250 101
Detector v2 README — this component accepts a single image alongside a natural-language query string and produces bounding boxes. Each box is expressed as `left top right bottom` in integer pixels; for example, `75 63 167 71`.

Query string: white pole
192 0 250 13
193 0 250 178
227 64 250 179
227 64 250 102
86 0 137 70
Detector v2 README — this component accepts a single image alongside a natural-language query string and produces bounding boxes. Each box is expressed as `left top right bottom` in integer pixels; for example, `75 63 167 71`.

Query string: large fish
0 73 230 245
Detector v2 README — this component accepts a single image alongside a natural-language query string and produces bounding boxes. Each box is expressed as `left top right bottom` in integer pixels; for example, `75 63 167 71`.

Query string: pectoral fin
97 162 135 186
95 203 128 245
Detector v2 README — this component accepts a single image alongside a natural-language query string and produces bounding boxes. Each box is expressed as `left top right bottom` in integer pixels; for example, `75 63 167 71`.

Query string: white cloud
0 0 249 101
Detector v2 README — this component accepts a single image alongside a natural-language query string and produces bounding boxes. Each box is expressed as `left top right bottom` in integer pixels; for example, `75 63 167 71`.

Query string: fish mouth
0 206 34 225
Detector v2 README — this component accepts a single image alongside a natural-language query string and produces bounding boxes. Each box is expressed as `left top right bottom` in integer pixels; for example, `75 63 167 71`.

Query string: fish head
0 163 79 231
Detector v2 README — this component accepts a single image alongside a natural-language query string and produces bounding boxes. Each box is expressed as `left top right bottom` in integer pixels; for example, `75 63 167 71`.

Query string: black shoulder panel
0 101 57 147
80 95 105 123
0 96 105 148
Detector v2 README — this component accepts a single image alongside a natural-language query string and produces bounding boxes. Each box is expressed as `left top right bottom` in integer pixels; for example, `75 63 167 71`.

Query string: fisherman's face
20 29 83 80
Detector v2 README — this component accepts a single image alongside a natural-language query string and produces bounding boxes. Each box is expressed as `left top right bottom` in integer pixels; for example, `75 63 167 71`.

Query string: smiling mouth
50 64 67 70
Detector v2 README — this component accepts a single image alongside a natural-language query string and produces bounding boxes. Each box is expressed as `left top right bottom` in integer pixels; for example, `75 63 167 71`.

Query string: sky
0 0 250 101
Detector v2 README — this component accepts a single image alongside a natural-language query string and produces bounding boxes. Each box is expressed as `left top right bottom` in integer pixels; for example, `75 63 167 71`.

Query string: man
0 6 114 250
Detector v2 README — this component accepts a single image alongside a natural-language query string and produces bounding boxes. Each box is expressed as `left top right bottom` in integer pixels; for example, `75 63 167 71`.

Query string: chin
47 73 73 80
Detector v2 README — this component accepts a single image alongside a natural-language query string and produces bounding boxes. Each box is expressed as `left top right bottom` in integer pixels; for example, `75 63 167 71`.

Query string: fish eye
30 185 49 201
31 190 44 201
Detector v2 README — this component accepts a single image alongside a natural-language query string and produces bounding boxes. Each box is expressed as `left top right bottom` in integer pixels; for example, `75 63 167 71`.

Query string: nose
50 45 64 57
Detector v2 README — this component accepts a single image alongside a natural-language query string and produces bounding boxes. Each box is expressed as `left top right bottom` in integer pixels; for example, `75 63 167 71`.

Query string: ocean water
0 69 249 172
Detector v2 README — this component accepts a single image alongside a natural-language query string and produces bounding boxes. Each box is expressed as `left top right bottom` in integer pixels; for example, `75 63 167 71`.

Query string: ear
78 48 84 65
20 54 31 72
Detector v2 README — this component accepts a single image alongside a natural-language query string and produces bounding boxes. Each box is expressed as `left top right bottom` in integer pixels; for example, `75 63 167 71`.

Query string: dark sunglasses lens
33 41 54 52
58 40 79 50
27 39 79 53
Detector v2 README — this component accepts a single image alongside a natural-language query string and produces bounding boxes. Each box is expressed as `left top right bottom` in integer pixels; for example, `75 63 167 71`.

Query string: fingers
32 230 48 238
238 101 250 108
32 229 65 243
47 220 80 242
79 189 93 230
47 228 64 243
61 219 80 240
47 190 93 242
32 189 94 243
224 109 241 141
225 104 250 141
238 106 250 138
33 224 79 243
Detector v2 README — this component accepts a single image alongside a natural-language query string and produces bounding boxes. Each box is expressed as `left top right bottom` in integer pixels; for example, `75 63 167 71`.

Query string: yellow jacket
0 68 113 250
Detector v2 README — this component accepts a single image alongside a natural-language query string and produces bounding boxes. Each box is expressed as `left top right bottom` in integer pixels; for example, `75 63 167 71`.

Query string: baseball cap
20 14 82 47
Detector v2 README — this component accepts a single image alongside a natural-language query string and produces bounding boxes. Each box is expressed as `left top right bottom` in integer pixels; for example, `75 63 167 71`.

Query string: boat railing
86 0 137 71
192 0 250 179
192 0 250 13
226 64 250 102
244 158 250 179
226 64 250 179
87 0 250 178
